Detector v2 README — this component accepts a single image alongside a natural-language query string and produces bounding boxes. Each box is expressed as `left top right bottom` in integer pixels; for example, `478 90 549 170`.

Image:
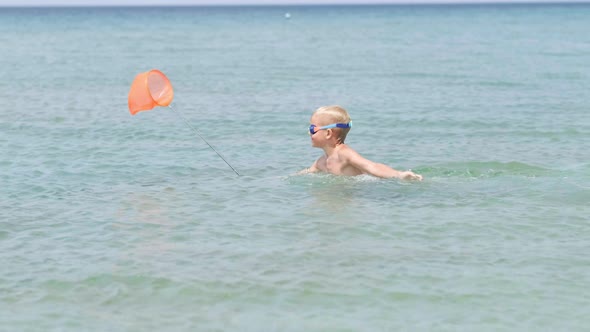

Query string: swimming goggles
309 122 352 135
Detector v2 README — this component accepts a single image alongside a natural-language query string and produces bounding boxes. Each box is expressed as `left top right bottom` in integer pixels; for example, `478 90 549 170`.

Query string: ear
325 129 333 139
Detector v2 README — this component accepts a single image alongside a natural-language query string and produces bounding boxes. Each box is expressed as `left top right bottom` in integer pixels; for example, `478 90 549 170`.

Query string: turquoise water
1 4 589 331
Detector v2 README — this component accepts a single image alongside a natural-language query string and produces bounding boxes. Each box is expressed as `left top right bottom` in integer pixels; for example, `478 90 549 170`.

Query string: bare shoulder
337 144 357 156
316 154 328 163
314 154 328 171
337 144 365 161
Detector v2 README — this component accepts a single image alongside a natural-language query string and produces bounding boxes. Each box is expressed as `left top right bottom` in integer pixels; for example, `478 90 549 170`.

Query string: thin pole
168 105 240 176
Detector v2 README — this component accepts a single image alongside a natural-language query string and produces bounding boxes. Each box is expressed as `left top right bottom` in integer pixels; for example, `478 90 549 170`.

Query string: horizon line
1 1 590 7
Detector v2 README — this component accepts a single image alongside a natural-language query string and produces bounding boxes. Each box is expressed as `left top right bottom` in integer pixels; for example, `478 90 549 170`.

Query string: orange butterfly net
128 69 174 115
127 70 240 175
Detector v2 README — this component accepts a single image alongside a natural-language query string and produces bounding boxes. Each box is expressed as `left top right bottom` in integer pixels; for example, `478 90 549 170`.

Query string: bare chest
318 155 362 176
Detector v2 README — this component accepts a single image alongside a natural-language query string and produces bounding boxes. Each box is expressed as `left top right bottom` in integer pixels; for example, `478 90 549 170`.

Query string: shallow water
1 4 589 331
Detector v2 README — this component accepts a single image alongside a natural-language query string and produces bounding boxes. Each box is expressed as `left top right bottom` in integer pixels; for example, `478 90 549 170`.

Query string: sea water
1 4 589 331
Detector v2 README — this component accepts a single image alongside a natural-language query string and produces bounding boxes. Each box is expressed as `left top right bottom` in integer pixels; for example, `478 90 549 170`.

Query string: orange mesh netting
128 69 174 115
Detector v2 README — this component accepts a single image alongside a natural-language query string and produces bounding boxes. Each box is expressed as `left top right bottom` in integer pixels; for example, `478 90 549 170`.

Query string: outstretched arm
345 149 423 180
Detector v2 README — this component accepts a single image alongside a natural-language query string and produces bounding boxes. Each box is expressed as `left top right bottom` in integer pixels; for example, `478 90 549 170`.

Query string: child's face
309 113 333 147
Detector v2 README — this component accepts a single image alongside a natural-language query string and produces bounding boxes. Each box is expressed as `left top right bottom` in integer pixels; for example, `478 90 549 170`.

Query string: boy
301 105 423 181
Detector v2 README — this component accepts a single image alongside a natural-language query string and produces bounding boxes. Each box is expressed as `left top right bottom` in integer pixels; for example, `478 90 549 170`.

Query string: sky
0 0 589 6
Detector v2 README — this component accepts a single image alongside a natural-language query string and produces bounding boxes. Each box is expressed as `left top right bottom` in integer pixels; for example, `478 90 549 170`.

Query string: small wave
286 172 385 185
418 161 550 179
475 80 526 88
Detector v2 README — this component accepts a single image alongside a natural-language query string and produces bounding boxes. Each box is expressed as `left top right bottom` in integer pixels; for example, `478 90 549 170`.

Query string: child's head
310 105 352 144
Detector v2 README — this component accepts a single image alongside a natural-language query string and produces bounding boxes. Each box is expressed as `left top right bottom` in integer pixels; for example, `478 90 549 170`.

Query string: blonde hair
313 105 352 143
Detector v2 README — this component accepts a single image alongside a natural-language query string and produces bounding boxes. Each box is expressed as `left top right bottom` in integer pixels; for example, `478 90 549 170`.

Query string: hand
399 170 423 181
